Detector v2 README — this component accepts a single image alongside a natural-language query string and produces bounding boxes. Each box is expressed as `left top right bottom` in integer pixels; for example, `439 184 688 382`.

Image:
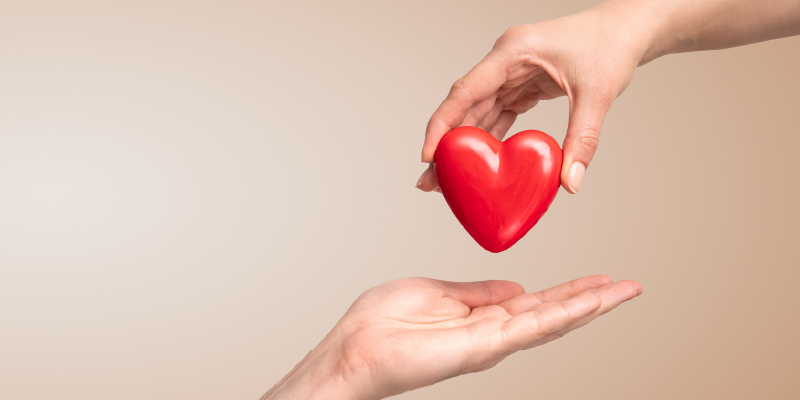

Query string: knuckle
450 79 476 103
500 25 532 42
450 78 466 92
574 129 600 153
502 25 526 38
496 25 539 52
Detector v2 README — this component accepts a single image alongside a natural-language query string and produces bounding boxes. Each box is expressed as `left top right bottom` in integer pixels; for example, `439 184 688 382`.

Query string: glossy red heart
434 126 562 253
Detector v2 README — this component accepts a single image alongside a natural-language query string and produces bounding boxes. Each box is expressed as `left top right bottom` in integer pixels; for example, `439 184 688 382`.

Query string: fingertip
421 148 435 163
622 280 643 297
420 132 437 164
609 280 643 300
561 161 585 194
560 161 575 194
415 164 440 192
423 114 458 163
505 280 526 297
586 291 603 309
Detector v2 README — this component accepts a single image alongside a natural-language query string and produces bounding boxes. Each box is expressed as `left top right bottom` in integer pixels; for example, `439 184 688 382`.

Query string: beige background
1 1 799 399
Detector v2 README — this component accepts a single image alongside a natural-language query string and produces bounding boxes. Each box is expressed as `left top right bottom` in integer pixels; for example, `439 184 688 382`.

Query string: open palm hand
285 276 641 400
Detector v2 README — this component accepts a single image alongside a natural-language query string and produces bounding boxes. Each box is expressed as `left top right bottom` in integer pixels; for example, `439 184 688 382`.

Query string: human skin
262 276 642 400
416 0 800 194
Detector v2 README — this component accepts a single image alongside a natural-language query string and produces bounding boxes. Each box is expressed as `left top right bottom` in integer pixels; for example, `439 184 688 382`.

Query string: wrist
262 340 366 400
577 0 670 66
581 0 691 65
625 0 696 64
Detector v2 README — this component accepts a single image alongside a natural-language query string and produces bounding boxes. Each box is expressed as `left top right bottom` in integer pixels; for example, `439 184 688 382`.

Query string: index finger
421 52 510 162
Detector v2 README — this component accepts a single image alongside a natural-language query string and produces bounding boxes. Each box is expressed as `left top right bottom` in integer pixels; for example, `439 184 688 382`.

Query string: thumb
560 94 612 194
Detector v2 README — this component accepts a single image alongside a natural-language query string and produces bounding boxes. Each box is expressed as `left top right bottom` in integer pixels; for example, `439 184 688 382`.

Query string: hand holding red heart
416 4 650 195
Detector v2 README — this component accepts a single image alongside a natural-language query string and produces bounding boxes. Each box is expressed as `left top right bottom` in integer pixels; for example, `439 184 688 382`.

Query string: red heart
434 126 562 253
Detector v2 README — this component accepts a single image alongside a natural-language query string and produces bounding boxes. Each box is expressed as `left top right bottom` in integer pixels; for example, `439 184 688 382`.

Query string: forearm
596 0 800 64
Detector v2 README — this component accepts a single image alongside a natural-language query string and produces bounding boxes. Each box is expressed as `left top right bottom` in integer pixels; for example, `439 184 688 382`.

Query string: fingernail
415 176 424 189
434 187 442 193
567 162 586 194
